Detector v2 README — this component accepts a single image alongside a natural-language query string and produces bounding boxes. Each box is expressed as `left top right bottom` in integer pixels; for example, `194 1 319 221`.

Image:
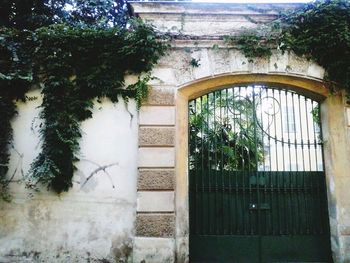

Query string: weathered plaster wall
0 90 139 262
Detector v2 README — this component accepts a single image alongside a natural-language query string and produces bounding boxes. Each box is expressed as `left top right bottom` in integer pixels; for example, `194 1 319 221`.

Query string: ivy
189 58 201 68
224 23 282 61
29 21 167 193
227 0 350 94
0 19 168 196
281 0 350 93
0 28 32 199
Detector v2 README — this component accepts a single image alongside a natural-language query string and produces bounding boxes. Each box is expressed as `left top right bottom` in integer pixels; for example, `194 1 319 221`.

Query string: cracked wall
0 90 138 263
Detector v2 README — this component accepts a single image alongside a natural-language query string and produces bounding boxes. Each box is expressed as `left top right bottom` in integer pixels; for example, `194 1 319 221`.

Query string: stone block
138 147 175 167
169 50 194 85
136 213 175 237
139 106 175 126
137 191 175 212
139 127 175 146
286 53 309 75
144 87 175 106
229 50 249 72
148 68 176 85
249 57 269 73
138 169 174 190
157 52 179 68
191 49 212 80
133 237 175 263
268 50 288 73
208 49 231 75
347 107 350 127
307 62 325 79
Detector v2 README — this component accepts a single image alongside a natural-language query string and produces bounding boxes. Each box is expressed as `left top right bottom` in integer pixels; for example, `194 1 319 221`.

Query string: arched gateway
174 74 339 263
132 2 350 262
188 84 332 262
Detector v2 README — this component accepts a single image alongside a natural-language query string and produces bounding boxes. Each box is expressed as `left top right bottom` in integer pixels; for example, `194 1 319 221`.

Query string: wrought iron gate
188 85 332 263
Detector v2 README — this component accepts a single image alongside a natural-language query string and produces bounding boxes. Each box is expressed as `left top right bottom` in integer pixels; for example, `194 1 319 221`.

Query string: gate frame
175 73 348 262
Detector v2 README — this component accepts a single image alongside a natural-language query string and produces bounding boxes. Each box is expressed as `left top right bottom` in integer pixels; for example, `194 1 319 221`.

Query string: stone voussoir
138 169 174 190
139 127 175 147
136 213 175 237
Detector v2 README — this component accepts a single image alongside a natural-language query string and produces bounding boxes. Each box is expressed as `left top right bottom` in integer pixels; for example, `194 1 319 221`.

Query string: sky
192 0 311 2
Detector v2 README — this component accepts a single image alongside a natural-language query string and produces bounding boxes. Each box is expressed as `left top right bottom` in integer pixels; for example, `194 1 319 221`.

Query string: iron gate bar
287 90 294 235
206 94 210 235
200 96 204 235
292 92 300 234
215 91 217 235
269 88 274 236
220 90 225 235
305 98 312 234
233 89 239 235
251 88 262 262
272 88 281 235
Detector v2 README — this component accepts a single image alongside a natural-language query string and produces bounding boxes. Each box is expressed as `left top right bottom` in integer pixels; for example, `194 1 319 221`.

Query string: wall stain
110 232 133 263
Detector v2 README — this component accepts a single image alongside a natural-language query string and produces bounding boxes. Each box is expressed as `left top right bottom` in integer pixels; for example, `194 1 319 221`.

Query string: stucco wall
0 90 139 262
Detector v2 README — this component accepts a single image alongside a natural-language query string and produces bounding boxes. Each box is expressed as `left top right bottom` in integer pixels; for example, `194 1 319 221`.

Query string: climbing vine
0 28 33 199
28 21 167 193
226 0 350 95
0 18 167 197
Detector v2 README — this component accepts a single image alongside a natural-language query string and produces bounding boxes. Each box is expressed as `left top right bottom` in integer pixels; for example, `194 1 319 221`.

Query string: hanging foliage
0 16 167 196
27 21 167 193
226 0 350 94
0 28 33 199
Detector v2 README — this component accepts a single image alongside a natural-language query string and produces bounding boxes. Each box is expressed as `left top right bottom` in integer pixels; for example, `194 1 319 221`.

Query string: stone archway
130 11 350 261
174 73 345 262
134 52 350 262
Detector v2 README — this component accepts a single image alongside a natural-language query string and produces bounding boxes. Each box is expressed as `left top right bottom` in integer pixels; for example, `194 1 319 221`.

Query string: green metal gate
188 85 332 263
